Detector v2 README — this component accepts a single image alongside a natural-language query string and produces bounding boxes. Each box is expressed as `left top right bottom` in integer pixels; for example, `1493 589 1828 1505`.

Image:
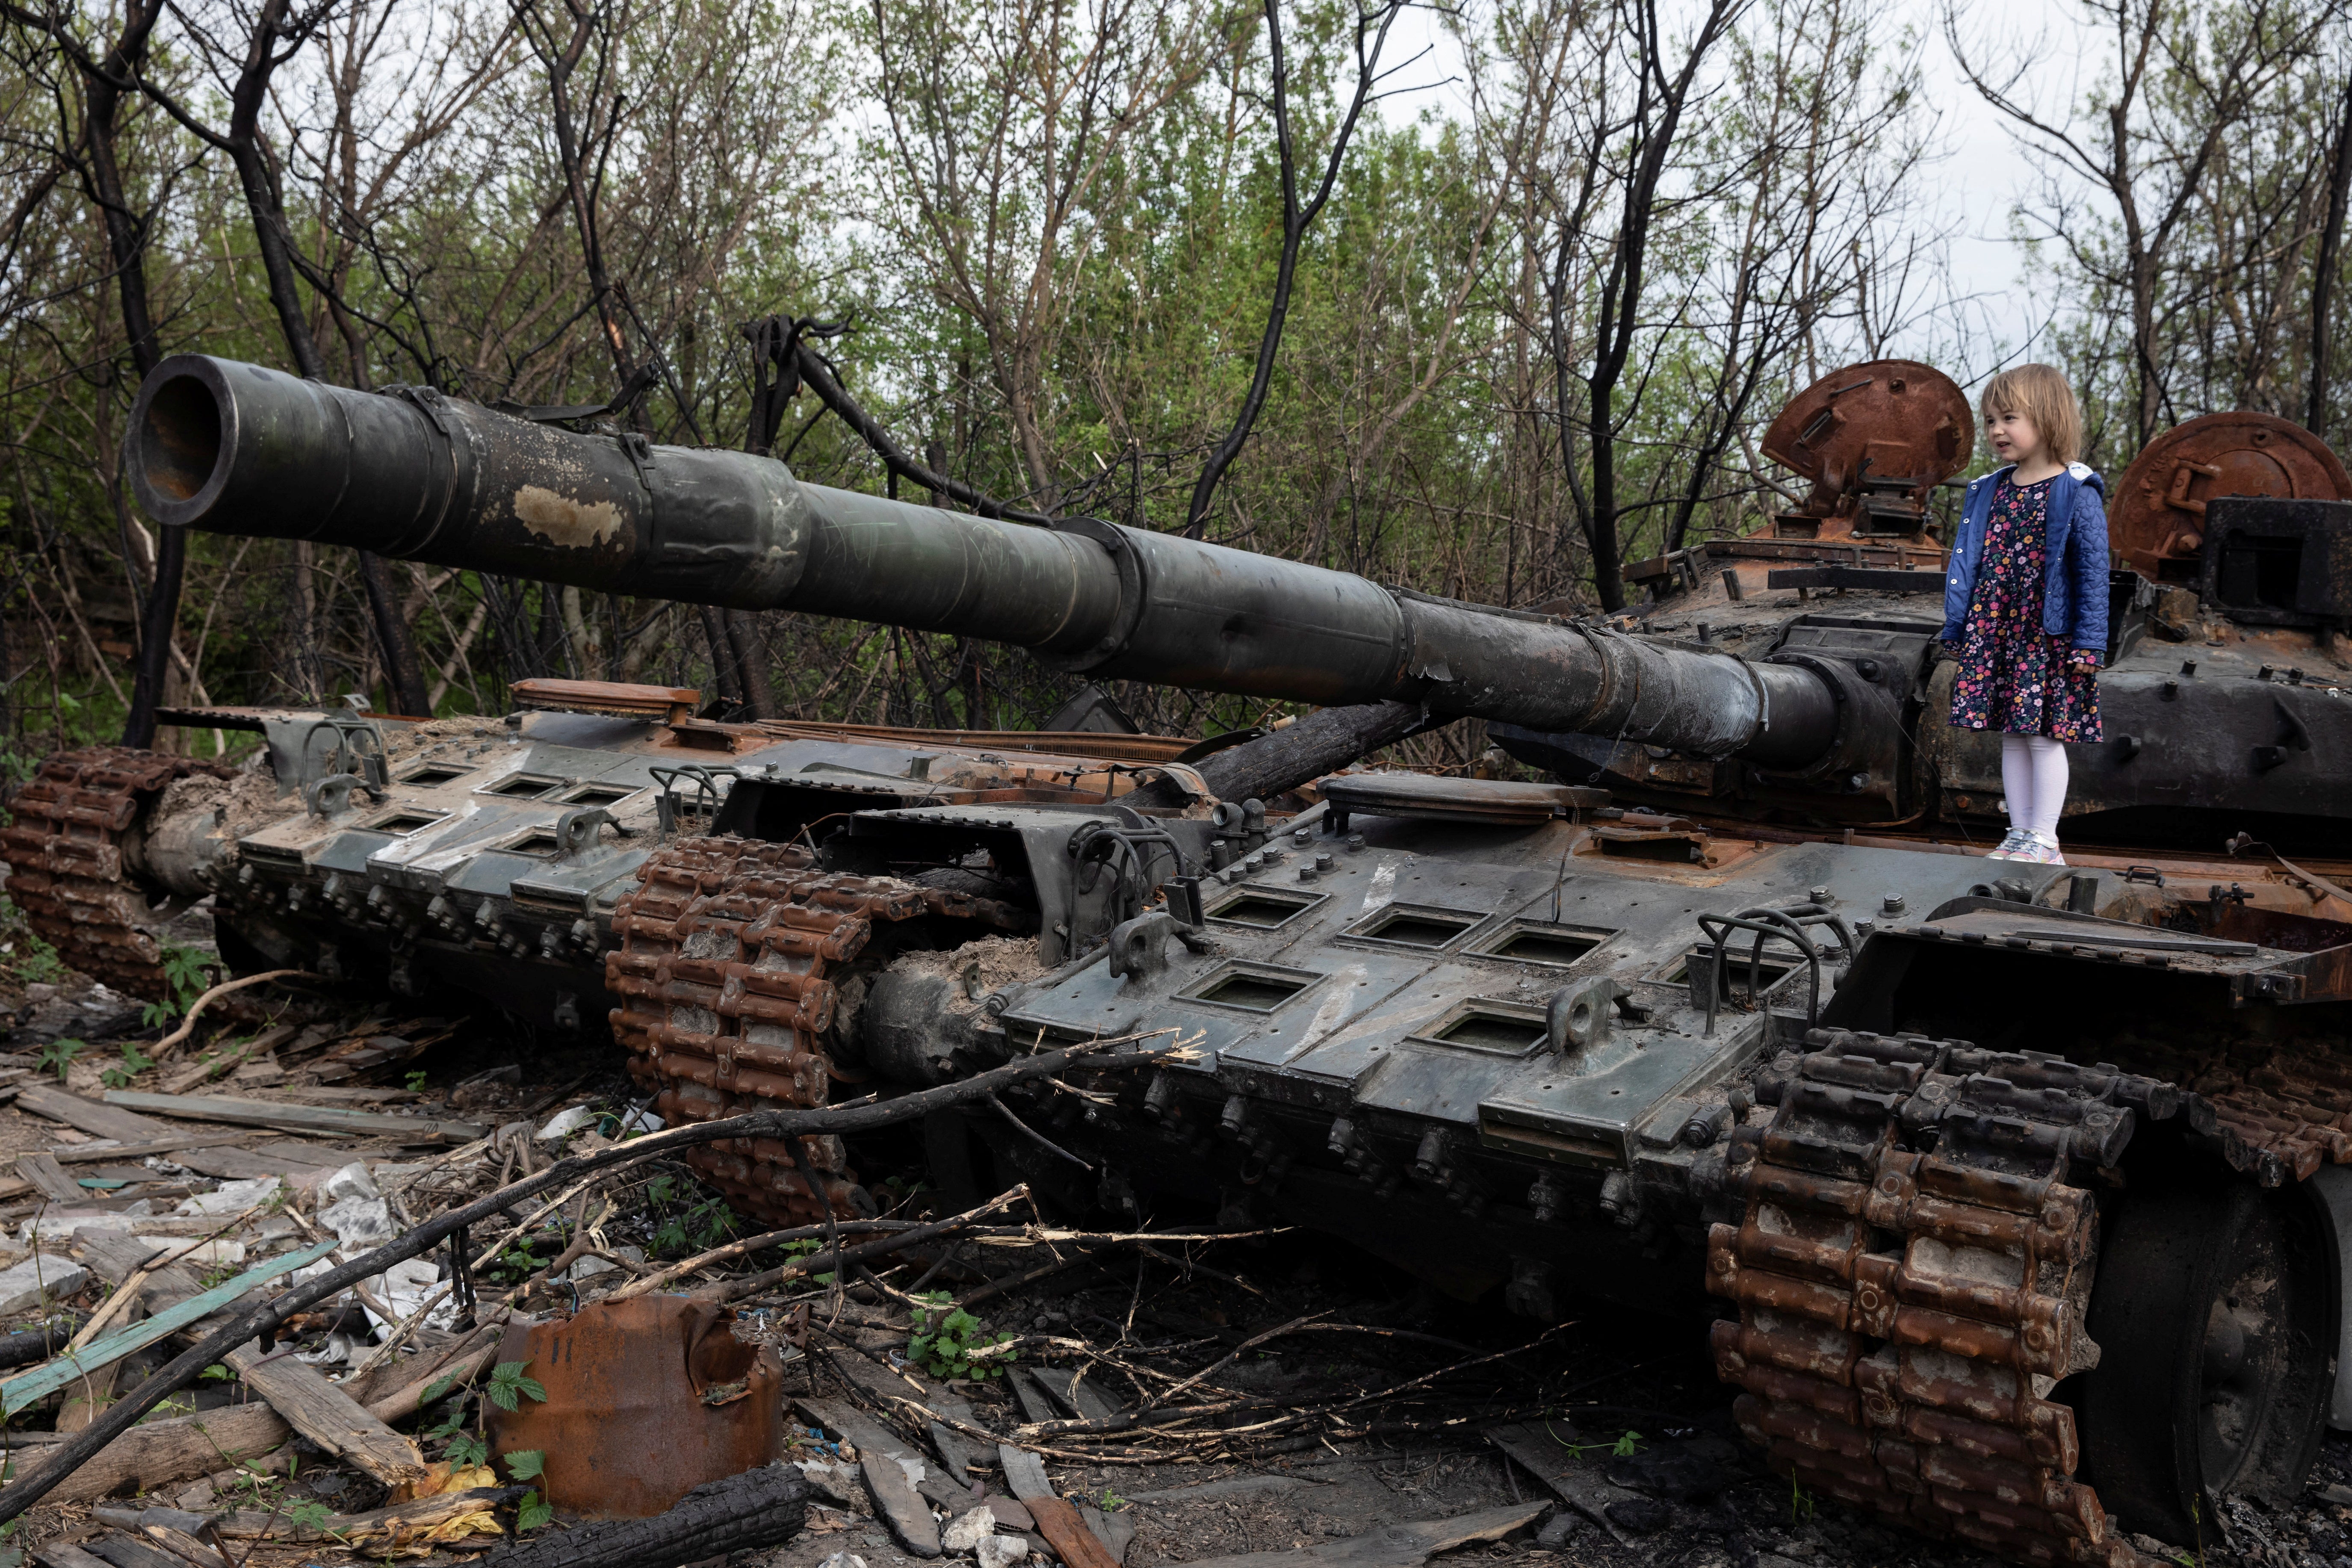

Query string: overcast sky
1373 0 2108 386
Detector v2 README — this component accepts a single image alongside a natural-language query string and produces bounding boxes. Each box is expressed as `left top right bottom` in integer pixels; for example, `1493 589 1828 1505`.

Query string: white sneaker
2011 831 2066 865
1984 829 2030 860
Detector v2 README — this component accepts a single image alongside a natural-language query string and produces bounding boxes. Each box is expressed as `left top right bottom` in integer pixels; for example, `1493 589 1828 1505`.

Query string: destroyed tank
19 350 2352 1565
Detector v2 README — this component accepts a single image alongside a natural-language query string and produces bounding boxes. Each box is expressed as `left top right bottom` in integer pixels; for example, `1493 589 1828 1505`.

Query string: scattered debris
1172 1501 1547 1568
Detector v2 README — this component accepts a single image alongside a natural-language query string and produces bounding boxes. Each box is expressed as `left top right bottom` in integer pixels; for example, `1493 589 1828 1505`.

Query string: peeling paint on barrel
514 484 623 547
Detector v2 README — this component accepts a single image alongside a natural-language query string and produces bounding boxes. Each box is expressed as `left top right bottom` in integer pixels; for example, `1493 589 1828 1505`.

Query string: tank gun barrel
131 354 1839 768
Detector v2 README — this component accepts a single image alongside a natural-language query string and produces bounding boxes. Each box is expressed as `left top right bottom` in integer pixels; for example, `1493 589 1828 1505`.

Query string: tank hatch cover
1321 772 1608 828
2109 411 2352 583
1759 359 1974 518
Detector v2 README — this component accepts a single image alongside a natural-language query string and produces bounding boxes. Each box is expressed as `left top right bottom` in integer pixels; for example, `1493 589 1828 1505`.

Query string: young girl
1940 364 2107 865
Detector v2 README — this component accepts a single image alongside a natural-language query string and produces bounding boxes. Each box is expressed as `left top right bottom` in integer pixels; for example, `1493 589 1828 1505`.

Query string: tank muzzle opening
139 373 223 503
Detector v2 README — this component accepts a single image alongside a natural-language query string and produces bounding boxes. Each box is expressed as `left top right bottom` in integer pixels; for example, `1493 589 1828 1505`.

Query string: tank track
0 747 233 997
605 835 1025 1228
1708 1028 2185 1568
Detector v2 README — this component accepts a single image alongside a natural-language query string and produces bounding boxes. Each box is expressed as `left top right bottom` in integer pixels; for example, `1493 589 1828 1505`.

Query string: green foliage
138 945 217 1029
36 1038 85 1082
906 1291 1016 1381
647 1178 735 1257
502 1449 546 1481
484 1361 547 1413
1612 1430 1642 1459
0 898 63 991
1789 1479 1814 1523
444 1431 490 1469
200 1364 233 1382
283 1499 335 1534
405 1070 430 1092
100 1044 152 1090
517 1491 555 1531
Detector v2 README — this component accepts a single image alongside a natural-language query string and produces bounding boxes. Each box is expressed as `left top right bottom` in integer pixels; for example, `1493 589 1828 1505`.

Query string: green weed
100 1043 151 1089
36 1038 84 1081
907 1291 1016 1381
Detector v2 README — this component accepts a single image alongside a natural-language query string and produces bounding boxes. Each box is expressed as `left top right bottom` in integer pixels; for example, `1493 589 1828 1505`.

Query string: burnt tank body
22 350 2352 1566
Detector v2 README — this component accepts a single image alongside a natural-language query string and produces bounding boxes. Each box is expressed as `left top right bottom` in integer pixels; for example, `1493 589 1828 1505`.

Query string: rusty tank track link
606 834 1025 1228
1706 1029 2191 1568
2107 1042 2352 1184
0 747 234 997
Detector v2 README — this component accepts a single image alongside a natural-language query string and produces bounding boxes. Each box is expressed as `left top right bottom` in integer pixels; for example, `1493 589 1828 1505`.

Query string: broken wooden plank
1007 1367 1061 1426
168 1146 327 1182
1484 1422 1639 1546
0 1241 337 1416
0 1134 256 1198
797 1396 942 1557
364 1345 498 1425
30 1543 115 1568
1029 1364 1126 1423
225 1342 427 1486
15 1153 87 1204
99 1090 486 1143
1173 1502 1549 1568
1080 1503 1137 1566
15 1084 174 1143
69 1533 180 1568
159 1025 298 1095
3 1402 292 1505
996 1442 1120 1568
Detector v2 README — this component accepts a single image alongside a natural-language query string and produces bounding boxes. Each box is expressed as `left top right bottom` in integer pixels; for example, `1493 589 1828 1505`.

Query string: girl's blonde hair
1981 363 2083 467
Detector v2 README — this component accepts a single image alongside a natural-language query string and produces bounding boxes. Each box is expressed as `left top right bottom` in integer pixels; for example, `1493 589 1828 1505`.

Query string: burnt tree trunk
475 1468 809 1568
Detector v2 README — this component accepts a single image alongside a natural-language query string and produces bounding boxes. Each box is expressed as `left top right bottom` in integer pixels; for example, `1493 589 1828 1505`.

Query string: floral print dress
1948 475 2103 741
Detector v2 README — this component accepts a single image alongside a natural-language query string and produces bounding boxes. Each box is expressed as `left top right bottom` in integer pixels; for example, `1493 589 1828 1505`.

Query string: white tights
2000 734 2069 840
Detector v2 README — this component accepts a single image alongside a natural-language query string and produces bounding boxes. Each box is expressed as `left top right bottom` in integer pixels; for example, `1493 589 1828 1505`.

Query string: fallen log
471 1465 810 1568
0 1038 1173 1524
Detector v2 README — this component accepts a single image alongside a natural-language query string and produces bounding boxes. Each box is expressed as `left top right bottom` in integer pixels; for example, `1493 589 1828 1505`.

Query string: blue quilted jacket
1939 463 2110 654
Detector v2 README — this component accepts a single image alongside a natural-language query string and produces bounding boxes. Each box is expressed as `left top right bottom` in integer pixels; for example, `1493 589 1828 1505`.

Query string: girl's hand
2066 649 2101 673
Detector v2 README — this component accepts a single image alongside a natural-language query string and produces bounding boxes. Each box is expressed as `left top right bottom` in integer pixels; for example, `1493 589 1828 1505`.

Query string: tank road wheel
2079 1182 2332 1544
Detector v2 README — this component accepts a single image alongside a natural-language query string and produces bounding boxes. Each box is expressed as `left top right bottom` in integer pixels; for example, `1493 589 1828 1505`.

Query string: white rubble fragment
174 1176 284 1218
296 1330 369 1367
796 1460 863 1507
817 1554 869 1568
318 1164 396 1252
0 1253 90 1315
975 1533 1029 1568
364 1255 451 1335
535 1105 600 1142
943 1506 998 1554
617 1103 662 1134
565 1243 644 1282
19 1213 139 1243
136 1237 245 1267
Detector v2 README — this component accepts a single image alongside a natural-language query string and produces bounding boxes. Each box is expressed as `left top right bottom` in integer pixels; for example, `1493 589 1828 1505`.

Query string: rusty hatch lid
2110 411 2352 581
1761 359 1974 513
